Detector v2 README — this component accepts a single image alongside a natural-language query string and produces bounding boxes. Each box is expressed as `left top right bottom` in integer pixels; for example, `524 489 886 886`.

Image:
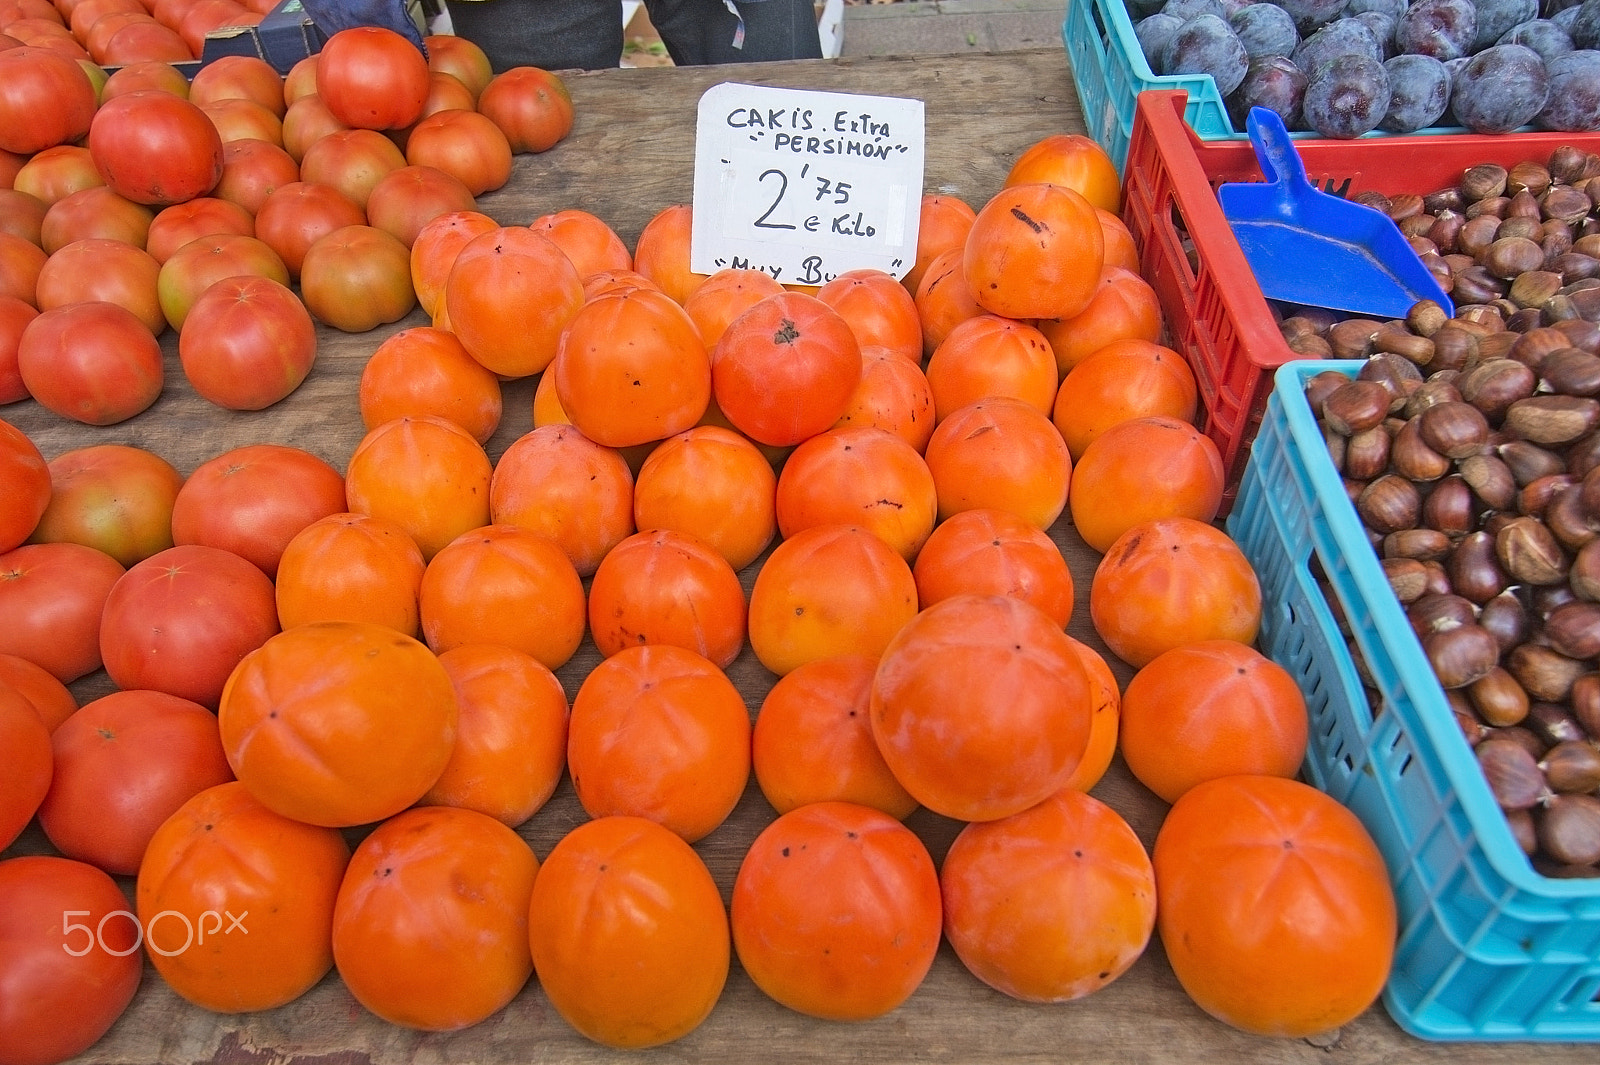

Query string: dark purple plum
1555 4 1584 34
1347 0 1405 17
1536 47 1600 128
1136 13 1187 72
1302 51 1392 135
1167 13 1252 95
1571 0 1600 47
1161 0 1227 21
1499 18 1576 60
1228 54 1310 126
1276 0 1351 36
1394 0 1479 61
1353 11 1398 56
1471 0 1540 51
1293 16 1383 77
1230 3 1300 57
1451 42 1551 132
1380 52 1451 130
1217 0 1257 16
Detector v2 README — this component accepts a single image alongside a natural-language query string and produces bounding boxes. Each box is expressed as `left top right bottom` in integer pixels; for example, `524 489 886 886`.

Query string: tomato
0 542 124 683
333 806 537 1030
199 97 283 147
98 544 280 708
88 90 225 206
157 233 289 331
136 781 350 1012
941 788 1155 1002
0 684 51 851
280 92 348 163
39 689 233 876
212 137 298 216
1153 775 1397 1037
17 301 163 425
299 223 415 332
0 46 98 155
586 528 747 668
38 185 155 254
476 65 573 153
29 443 182 567
0 855 143 1065
0 190 46 247
218 621 458 828
0 416 48 553
97 18 190 64
315 26 429 131
143 197 255 266
188 54 284 117
423 33 490 100
527 816 728 1048
363 163 475 249
178 274 318 410
0 297 35 405
775 426 937 561
12 145 102 209
169 443 345 577
0 654 76 733
252 180 367 279
711 291 862 447
0 232 45 306
274 512 425 635
35 237 164 336
297 127 406 210
567 644 750 843
403 108 512 196
731 801 942 1021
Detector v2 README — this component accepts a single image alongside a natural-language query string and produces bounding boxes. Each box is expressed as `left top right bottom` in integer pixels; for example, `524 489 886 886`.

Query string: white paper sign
690 82 925 285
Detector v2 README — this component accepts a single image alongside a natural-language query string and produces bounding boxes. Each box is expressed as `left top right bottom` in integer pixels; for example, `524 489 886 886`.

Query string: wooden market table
5 46 1597 1065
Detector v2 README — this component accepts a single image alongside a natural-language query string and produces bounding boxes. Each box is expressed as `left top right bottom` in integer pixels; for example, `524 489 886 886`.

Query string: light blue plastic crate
1225 361 1600 1042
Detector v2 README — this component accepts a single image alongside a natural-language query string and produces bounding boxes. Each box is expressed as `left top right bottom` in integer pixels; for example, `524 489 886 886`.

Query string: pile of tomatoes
2 16 1403 1064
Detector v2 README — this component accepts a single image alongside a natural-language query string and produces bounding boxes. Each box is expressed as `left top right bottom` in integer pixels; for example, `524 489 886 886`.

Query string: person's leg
644 0 822 65
445 0 624 72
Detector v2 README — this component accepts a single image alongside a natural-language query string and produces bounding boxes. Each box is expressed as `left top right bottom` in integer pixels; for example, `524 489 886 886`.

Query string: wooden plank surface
4 47 1597 1065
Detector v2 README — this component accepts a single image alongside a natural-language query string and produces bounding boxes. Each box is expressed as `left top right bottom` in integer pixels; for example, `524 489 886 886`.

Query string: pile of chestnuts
1291 147 1600 878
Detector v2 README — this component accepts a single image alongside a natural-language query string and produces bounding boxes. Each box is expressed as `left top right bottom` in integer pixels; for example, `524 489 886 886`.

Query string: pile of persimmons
1 18 1400 1064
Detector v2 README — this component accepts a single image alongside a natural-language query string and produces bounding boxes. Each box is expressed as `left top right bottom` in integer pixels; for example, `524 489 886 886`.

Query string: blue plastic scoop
1217 107 1455 320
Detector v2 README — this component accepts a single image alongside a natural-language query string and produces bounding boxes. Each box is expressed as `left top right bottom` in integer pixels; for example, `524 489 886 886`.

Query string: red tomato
299 223 415 332
34 237 164 336
0 296 39 404
39 689 234 876
0 542 125 683
143 196 256 265
476 65 572 153
252 180 367 278
87 90 225 206
0 684 51 851
30 443 183 567
169 443 345 577
0 46 98 155
315 26 428 131
0 416 49 553
0 855 143 1065
38 186 154 254
98 544 280 708
16 301 164 425
363 163 475 249
0 653 77 733
177 274 318 410
157 232 289 332
212 137 299 216
403 108 512 196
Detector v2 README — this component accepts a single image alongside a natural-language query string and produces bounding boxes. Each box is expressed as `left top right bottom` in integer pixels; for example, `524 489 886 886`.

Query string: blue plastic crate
1225 361 1600 1042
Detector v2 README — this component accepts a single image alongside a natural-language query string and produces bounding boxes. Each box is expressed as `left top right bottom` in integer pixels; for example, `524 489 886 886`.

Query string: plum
1394 0 1479 61
1136 13 1187 72
1302 51 1391 135
1293 16 1383 77
1230 3 1301 57
1536 47 1600 128
1471 0 1540 51
1353 11 1398 57
1346 0 1405 17
1499 18 1576 60
1450 42 1551 132
1276 0 1350 36
1381 52 1452 131
1166 13 1252 95
1570 0 1600 47
1161 0 1227 21
1228 54 1309 126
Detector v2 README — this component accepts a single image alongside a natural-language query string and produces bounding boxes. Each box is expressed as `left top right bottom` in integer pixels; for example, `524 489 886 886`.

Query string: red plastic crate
1121 90 1600 512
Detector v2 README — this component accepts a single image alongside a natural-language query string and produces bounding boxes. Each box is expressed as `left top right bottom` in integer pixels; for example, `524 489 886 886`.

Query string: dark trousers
445 0 824 73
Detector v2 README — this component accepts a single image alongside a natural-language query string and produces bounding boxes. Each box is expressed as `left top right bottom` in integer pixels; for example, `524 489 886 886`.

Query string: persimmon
914 246 982 359
1051 337 1198 460
911 506 1073 628
586 528 746 667
1153 775 1396 1038
1069 416 1225 554
489 423 635 577
711 291 862 448
444 224 584 378
870 593 1093 821
903 192 976 297
582 267 659 300
344 415 492 561
815 267 922 363
1061 635 1120 793
136 781 350 1013
218 621 458 828
528 207 631 278
752 654 918 819
528 816 729 1049
834 346 936 454
419 644 568 827
682 267 783 351
746 523 918 677
408 208 495 317
631 425 777 572
1098 208 1140 273
632 203 706 305
552 285 710 448
418 524 586 671
1120 640 1308 804
275 511 426 636
566 644 750 843
924 313 1059 421
941 788 1154 1002
1090 517 1262 668
333 805 537 1031
359 326 502 445
964 182 1104 321
775 426 937 561
731 801 941 1021
1035 266 1162 376
1002 133 1122 213
924 397 1073 530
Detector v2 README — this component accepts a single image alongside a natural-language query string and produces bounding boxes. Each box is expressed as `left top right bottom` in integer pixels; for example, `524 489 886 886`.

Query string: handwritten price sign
690 82 925 284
